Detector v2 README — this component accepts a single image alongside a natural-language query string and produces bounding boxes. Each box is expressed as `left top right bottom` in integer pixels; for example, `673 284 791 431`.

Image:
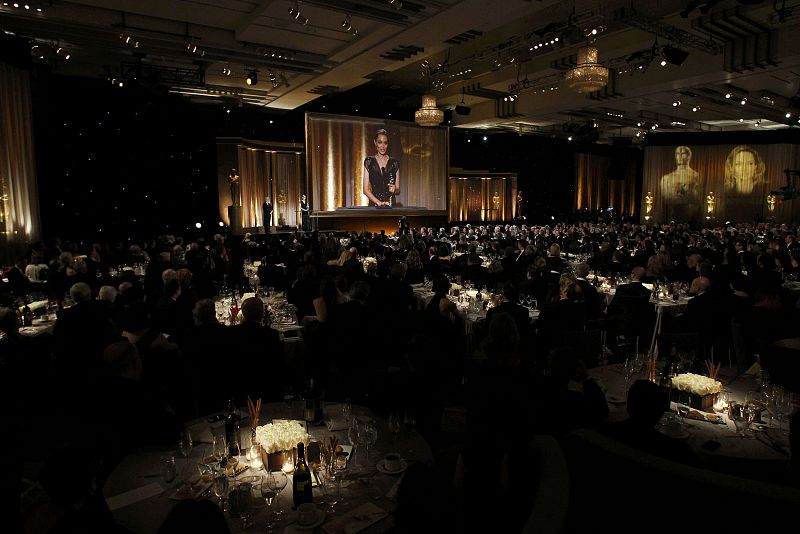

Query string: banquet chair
520 435 569 534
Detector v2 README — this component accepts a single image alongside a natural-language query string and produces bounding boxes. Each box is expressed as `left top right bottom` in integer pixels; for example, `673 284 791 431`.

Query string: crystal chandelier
414 94 444 127
565 46 609 93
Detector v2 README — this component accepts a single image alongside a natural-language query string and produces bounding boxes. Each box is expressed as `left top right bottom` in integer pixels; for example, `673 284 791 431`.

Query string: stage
312 207 448 234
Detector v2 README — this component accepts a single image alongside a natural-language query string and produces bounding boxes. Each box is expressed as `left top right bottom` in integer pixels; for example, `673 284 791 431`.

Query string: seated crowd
2 219 800 532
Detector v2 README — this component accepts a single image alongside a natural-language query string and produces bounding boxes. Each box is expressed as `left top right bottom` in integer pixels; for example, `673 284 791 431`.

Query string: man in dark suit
485 284 530 340
575 262 604 319
231 297 284 400
605 266 653 343
262 196 273 234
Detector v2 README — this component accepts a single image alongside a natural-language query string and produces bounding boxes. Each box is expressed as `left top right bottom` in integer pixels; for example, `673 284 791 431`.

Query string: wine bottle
224 399 241 457
292 442 313 506
22 304 33 326
302 379 323 424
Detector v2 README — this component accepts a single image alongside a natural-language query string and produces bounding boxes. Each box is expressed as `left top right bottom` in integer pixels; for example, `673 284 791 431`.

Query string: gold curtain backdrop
306 113 448 211
574 153 638 215
237 146 304 228
0 62 41 258
448 174 516 222
643 144 800 223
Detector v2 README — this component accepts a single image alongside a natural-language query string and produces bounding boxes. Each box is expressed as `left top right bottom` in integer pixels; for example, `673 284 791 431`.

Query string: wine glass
347 418 361 466
333 452 349 507
388 413 402 442
744 390 766 429
363 420 378 461
342 398 353 423
178 429 193 478
213 469 229 510
283 386 296 416
267 470 288 521
212 434 226 464
160 456 177 486
261 472 278 532
729 402 751 436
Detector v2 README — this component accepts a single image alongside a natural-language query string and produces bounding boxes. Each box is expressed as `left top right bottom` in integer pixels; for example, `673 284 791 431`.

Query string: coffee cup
297 502 317 525
383 453 402 472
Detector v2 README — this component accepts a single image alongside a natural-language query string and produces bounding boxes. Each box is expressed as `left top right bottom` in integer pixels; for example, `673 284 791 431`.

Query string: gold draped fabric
0 62 41 260
574 153 637 215
306 113 447 211
643 144 800 223
237 147 304 228
448 175 516 222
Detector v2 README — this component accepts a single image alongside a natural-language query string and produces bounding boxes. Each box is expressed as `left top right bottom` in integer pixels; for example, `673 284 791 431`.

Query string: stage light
218 221 224 227
195 222 202 229
739 118 744 122
567 136 573 141
246 70 258 86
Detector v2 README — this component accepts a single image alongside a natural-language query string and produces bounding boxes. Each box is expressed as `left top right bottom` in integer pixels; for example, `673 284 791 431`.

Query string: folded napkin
322 502 388 534
325 417 350 432
106 482 163 510
29 300 48 311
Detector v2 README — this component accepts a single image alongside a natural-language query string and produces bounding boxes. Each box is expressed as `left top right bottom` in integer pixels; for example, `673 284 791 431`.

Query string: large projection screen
305 112 448 212
643 143 800 223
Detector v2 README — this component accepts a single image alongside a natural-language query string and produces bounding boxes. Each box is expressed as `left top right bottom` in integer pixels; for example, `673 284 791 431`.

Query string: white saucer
663 429 690 440
376 459 407 474
293 509 325 530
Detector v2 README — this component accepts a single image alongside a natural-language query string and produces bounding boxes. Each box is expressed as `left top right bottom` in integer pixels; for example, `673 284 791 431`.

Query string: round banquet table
103 402 432 533
589 363 793 481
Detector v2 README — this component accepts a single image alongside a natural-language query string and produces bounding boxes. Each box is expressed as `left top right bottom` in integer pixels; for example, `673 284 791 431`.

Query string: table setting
103 400 432 533
588 359 795 470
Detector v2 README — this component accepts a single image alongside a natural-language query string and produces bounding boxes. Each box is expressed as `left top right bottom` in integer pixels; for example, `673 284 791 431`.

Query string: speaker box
455 104 471 116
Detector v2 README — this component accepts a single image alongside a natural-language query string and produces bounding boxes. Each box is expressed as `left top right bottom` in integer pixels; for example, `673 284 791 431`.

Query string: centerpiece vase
260 446 297 471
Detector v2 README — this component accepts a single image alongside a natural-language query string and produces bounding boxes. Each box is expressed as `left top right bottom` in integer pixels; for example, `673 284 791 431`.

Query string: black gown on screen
364 156 399 205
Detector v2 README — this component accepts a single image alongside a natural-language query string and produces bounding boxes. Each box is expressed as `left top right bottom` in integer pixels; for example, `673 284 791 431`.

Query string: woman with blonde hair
724 145 766 196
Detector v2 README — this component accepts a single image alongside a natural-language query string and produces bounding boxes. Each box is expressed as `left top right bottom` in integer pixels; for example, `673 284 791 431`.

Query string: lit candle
282 461 294 474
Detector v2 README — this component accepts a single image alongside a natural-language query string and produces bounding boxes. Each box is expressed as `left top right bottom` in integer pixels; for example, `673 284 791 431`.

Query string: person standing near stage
300 194 310 231
363 128 400 207
262 196 273 234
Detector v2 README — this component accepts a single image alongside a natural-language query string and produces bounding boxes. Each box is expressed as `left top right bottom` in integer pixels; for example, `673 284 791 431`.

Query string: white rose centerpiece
670 373 722 396
255 421 310 471
670 373 722 411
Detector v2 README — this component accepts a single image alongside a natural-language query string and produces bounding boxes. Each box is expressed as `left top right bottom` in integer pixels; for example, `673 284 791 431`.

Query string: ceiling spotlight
672 99 681 107
341 15 352 31
754 120 761 127
246 70 258 86
389 0 403 9
567 136 573 141
786 112 792 119
222 66 231 76
739 118 744 122
725 92 732 99
660 59 667 67
692 105 700 112
740 97 747 105
661 45 689 66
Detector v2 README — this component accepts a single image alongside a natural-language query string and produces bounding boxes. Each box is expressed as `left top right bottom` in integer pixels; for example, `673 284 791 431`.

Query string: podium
227 205 243 235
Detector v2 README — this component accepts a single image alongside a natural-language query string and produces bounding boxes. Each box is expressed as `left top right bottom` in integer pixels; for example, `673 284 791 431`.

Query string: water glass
161 456 177 485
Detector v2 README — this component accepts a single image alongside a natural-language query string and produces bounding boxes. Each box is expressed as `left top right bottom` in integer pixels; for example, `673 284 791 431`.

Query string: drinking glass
388 413 402 441
213 470 229 510
266 470 288 521
212 435 226 464
729 403 751 436
178 429 193 477
347 418 361 466
342 398 353 422
363 420 378 460
161 456 177 486
261 478 278 532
